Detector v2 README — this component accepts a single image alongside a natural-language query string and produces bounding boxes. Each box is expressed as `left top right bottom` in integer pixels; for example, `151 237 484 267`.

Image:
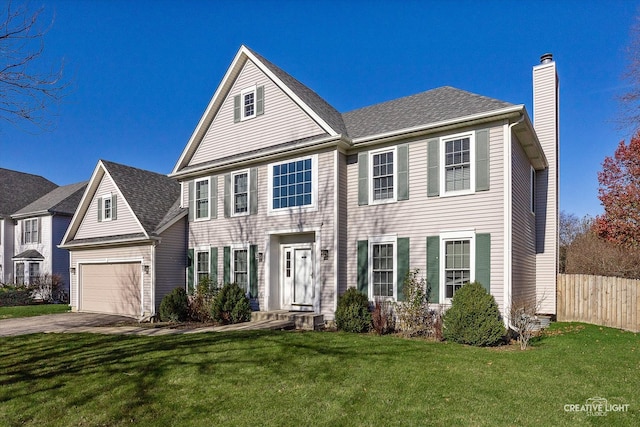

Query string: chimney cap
540 53 553 64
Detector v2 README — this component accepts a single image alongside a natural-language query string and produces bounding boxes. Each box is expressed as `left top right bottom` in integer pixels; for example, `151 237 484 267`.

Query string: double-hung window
15 263 24 285
444 135 472 193
232 170 249 215
269 155 317 213
232 248 248 292
368 236 397 300
370 148 396 203
195 250 210 286
440 231 475 302
22 218 39 243
28 262 40 284
195 178 210 220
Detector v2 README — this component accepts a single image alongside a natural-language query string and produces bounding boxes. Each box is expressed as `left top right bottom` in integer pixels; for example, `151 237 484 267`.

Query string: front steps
251 310 324 331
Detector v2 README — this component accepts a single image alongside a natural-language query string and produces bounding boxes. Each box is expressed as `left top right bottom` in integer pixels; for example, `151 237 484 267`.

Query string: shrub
189 277 218 322
211 283 251 324
0 285 33 307
335 287 371 333
509 295 544 350
159 287 189 322
442 282 505 346
371 298 395 335
28 273 66 303
394 269 434 337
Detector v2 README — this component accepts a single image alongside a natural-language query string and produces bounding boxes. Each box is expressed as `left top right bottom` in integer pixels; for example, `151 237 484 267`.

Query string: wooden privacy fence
557 274 640 333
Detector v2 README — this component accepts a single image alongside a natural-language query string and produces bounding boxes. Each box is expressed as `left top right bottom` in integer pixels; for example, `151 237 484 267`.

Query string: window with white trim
269 155 317 213
28 262 40 284
232 170 249 215
22 218 39 243
195 250 209 286
441 132 475 195
369 236 397 300
241 86 256 121
370 147 396 203
440 231 475 302
195 178 210 220
232 248 248 292
15 262 24 285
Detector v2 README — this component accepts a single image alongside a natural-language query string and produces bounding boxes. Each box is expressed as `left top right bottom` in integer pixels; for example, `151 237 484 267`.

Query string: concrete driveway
0 312 134 337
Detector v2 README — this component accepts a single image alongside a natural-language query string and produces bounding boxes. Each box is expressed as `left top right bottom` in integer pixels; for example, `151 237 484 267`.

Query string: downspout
504 114 525 328
150 241 157 318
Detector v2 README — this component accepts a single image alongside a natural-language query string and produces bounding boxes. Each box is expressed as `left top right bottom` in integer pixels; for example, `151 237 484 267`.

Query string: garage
80 262 141 317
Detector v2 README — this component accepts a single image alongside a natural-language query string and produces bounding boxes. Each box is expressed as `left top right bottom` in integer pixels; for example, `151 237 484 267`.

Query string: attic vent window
234 85 264 122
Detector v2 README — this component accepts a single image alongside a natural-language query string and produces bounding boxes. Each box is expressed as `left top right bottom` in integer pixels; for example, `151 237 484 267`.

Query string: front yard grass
0 304 70 319
0 322 637 426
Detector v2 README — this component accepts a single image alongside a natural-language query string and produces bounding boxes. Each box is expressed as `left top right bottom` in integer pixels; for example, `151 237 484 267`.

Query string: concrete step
251 310 324 331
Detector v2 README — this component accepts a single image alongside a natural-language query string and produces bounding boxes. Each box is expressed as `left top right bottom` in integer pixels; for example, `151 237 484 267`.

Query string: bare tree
1 1 67 130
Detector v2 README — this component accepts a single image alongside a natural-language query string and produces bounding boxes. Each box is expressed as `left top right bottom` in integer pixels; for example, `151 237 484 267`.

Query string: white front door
282 246 313 308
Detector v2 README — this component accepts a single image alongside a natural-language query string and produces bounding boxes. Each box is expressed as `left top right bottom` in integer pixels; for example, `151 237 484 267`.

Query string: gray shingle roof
0 168 58 218
101 160 181 234
342 86 514 139
13 181 87 217
247 47 348 135
13 249 44 259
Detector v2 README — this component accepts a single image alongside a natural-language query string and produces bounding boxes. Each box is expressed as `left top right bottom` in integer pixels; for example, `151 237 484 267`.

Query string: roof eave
59 235 156 250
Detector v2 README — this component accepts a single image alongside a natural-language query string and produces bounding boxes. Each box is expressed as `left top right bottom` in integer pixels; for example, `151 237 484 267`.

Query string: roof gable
13 181 87 218
0 168 57 217
61 160 182 246
172 45 344 175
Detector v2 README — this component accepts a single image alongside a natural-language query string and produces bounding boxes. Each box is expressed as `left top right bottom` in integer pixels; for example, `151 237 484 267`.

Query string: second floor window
195 178 209 220
233 171 249 215
22 218 39 243
271 157 314 210
371 149 396 202
444 136 471 192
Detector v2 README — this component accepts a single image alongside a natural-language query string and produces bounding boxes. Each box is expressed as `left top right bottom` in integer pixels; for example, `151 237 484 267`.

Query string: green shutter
475 233 491 293
111 194 117 220
234 95 240 123
358 152 369 206
223 246 231 284
427 138 439 197
223 174 231 218
249 244 258 298
97 198 102 222
210 247 218 286
396 237 410 301
188 180 195 222
357 240 368 294
476 129 490 191
397 144 409 201
210 176 218 219
187 249 194 294
256 86 264 116
426 236 440 303
250 168 258 215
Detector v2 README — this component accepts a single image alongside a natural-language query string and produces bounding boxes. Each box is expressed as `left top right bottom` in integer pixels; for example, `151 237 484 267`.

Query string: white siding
185 149 336 317
511 136 537 303
75 174 144 239
155 217 187 312
190 59 326 166
69 245 153 316
533 61 559 314
346 124 506 311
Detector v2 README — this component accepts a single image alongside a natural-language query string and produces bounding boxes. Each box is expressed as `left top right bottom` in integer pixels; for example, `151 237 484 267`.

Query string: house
60 160 187 318
11 181 87 296
169 45 559 322
0 168 58 285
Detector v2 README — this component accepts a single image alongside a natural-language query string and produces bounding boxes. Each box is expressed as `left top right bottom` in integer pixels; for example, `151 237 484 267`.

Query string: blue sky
1 0 638 218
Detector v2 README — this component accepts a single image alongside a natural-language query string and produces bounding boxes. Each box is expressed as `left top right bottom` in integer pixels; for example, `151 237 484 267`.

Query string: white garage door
80 262 141 317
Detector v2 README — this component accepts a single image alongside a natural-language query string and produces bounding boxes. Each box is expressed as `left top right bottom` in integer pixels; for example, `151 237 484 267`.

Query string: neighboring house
11 181 87 296
60 160 187 318
0 168 58 284
169 45 558 321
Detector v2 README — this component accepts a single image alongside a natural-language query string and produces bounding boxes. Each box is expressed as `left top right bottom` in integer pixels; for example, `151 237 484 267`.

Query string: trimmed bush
335 287 371 333
211 283 251 324
159 287 189 322
442 282 505 346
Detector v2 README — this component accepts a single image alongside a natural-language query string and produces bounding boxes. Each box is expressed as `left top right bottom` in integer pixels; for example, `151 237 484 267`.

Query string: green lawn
0 304 70 319
0 323 637 426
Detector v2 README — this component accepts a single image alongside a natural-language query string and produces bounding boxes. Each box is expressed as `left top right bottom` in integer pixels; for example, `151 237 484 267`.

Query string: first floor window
196 251 209 285
444 239 471 299
28 263 40 284
195 178 209 220
233 249 248 291
15 263 24 285
372 243 394 297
